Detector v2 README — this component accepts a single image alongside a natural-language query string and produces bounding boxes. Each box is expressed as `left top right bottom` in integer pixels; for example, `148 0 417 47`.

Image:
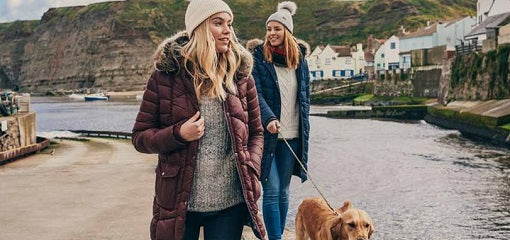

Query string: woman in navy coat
249 1 310 239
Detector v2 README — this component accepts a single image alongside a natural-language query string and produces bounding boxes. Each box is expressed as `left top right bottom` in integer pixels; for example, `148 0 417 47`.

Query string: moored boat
84 93 109 101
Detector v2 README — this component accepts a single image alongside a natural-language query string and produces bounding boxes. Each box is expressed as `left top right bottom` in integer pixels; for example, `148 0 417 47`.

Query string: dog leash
280 133 339 216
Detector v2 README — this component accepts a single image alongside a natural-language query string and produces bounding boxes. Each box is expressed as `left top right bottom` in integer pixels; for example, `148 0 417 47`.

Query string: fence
455 41 482 56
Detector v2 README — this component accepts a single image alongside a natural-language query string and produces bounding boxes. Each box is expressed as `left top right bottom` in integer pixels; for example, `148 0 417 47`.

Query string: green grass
0 20 39 35
500 123 510 131
354 94 374 102
427 105 507 129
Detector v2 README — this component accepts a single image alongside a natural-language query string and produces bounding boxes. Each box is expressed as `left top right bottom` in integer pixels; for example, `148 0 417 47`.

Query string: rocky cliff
18 2 154 94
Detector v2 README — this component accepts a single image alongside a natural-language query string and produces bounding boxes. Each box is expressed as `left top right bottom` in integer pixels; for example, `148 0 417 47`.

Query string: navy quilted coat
251 43 310 183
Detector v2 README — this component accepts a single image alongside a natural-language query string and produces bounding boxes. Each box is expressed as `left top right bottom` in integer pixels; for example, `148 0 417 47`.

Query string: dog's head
331 201 374 240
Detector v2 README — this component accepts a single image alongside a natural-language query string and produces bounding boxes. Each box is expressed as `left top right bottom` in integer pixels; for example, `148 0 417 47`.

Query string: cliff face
17 2 155 94
0 21 37 90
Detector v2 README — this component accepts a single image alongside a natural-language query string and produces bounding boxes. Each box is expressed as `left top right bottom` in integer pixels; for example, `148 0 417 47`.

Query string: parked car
351 73 368 81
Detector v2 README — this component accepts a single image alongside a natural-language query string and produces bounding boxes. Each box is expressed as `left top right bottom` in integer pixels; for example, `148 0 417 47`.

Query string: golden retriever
295 198 374 240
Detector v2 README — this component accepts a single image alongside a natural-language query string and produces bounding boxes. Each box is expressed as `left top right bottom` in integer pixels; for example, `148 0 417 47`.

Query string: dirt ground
0 138 293 240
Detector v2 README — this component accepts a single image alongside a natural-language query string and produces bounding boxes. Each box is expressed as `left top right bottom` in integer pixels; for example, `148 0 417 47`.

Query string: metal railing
69 130 132 139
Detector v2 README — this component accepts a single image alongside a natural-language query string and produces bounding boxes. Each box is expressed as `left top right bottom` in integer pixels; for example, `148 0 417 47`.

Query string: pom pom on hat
266 1 297 33
277 1 297 15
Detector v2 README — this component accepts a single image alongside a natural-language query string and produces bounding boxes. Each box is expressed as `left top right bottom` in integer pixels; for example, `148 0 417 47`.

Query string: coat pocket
245 160 262 201
155 163 180 210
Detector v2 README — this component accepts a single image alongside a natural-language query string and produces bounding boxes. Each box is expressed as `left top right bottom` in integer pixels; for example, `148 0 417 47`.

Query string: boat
84 93 109 101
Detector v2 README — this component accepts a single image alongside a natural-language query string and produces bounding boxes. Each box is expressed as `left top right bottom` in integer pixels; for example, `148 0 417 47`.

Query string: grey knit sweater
188 97 244 212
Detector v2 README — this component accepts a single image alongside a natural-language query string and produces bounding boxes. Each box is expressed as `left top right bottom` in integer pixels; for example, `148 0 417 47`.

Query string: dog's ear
330 217 344 240
338 200 352 213
368 216 374 239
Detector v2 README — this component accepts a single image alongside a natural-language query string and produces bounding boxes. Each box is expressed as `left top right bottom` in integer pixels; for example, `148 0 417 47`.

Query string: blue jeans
183 203 248 240
262 139 299 240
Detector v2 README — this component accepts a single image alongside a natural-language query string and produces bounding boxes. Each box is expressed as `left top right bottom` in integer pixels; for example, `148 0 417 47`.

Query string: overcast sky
0 0 121 23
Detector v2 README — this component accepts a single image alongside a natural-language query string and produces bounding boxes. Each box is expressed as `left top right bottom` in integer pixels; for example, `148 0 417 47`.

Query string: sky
0 0 120 23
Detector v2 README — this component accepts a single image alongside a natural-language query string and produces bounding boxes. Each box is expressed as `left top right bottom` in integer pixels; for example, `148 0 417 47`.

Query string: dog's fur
295 198 374 240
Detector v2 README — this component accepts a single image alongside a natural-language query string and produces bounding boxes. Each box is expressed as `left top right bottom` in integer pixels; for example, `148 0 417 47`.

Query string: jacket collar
153 31 253 80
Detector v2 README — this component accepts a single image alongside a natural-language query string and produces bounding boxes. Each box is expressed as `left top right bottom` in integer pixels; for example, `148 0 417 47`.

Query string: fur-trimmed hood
245 38 310 57
153 31 254 79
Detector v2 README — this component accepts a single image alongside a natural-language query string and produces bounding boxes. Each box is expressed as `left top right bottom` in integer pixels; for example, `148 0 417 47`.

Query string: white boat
84 93 109 101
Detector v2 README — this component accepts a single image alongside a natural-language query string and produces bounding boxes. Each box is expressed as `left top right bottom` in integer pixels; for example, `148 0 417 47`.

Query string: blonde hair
181 19 241 101
263 27 300 69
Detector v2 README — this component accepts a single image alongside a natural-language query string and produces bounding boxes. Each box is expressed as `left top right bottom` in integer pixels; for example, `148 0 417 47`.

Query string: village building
307 43 366 81
465 0 510 50
374 35 400 72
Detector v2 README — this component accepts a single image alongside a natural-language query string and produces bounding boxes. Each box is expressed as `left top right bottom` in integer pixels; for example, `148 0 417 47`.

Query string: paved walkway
0 138 294 239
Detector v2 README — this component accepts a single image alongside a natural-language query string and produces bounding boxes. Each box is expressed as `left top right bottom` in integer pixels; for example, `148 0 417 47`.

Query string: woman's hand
179 111 205 141
266 120 280 134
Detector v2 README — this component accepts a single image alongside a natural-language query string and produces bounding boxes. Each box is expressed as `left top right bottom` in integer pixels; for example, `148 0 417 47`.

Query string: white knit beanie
266 1 297 33
185 0 233 36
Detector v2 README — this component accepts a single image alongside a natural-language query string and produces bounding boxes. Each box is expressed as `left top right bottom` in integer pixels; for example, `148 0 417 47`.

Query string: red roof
400 23 438 39
330 45 351 57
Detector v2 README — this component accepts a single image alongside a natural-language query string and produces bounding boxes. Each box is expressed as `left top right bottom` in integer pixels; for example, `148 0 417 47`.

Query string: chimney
357 43 363 52
398 25 406 36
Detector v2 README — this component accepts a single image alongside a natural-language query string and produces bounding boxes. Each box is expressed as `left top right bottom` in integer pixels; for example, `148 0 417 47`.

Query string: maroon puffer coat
132 31 267 240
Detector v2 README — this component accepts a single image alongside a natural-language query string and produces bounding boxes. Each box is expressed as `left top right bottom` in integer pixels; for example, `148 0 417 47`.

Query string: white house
477 0 510 24
374 35 400 71
399 53 411 70
351 43 366 75
330 45 356 79
399 23 438 53
437 17 477 49
400 18 476 52
397 17 475 69
307 44 364 80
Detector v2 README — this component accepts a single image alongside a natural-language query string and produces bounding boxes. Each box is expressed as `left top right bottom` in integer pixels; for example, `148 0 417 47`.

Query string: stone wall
438 58 454 105
373 70 413 96
0 112 36 151
449 45 510 101
498 23 510 46
411 66 442 98
411 45 446 67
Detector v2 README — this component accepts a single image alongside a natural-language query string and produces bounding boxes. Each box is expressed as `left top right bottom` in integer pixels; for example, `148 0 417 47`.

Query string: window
390 42 396 49
325 58 331 65
381 53 385 58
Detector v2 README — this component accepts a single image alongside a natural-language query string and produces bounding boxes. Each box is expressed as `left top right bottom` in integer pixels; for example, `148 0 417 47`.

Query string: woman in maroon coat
132 0 266 239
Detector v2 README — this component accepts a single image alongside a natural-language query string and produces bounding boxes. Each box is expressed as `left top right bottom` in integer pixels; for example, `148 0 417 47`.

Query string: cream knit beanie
185 0 233 36
266 1 297 33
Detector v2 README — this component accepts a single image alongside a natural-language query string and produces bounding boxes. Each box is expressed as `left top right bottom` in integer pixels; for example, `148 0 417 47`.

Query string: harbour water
31 97 510 239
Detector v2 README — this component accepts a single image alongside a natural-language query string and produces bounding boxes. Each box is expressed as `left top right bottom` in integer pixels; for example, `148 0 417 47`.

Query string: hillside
113 0 476 45
0 0 476 94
